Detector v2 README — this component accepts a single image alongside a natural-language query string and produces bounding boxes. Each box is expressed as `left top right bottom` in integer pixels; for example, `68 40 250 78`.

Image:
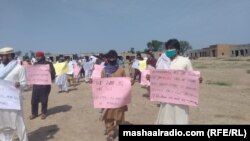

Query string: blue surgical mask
165 49 177 58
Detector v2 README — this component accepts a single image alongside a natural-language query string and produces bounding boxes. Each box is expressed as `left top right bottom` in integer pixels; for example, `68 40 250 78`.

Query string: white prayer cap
0 47 14 55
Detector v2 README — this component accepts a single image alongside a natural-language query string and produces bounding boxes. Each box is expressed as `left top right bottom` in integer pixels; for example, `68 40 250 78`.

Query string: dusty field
19 57 250 141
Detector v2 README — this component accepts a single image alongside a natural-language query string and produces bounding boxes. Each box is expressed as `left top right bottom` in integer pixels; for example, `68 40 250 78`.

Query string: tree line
128 40 192 55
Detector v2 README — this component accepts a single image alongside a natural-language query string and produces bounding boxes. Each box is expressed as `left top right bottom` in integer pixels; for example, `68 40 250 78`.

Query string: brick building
186 44 250 58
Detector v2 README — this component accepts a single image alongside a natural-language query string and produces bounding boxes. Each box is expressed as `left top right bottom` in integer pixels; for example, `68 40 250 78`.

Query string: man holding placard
148 39 202 124
54 55 69 93
29 51 55 120
94 50 129 141
0 47 28 141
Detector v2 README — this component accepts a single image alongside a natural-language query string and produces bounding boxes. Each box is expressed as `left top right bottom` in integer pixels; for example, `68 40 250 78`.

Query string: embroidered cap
0 47 15 55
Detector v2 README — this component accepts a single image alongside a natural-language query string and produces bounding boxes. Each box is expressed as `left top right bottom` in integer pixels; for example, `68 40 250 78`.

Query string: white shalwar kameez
55 74 68 92
83 61 94 82
0 63 28 141
155 54 193 124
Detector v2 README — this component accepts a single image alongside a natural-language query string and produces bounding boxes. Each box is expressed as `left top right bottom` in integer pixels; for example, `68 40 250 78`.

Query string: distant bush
194 65 207 69
246 59 250 62
224 58 241 61
206 80 232 86
247 70 250 74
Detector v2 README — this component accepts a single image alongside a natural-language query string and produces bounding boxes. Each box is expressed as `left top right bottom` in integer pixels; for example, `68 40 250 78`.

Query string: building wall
186 44 250 58
122 51 162 61
203 47 210 57
208 45 217 57
185 49 202 59
231 45 250 57
215 44 234 58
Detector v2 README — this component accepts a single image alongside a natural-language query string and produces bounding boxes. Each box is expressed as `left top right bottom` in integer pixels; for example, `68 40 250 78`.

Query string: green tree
129 47 135 54
147 40 163 51
143 48 150 53
147 42 153 51
179 40 192 55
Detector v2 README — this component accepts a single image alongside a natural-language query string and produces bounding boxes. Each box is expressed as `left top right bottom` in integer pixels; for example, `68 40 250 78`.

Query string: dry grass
194 65 208 69
206 80 232 86
223 58 241 61
247 70 250 74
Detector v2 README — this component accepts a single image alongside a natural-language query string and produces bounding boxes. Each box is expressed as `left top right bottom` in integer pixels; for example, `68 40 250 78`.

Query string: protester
0 47 28 141
79 57 85 79
66 58 75 87
146 51 157 69
83 56 94 83
98 50 128 141
73 60 82 84
30 51 55 120
127 56 134 78
55 55 68 93
148 39 202 124
95 53 106 65
117 56 125 68
22 56 32 66
132 52 143 84
142 51 157 96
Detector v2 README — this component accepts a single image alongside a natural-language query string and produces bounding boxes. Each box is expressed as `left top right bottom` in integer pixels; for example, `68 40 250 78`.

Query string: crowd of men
0 38 202 141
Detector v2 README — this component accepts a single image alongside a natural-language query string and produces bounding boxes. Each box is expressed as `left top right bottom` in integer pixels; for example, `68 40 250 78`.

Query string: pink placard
140 70 150 86
91 77 131 108
91 64 104 79
25 65 52 85
73 64 81 76
150 70 200 106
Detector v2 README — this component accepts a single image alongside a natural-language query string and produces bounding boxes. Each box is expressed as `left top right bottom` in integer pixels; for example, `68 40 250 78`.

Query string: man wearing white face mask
148 39 202 124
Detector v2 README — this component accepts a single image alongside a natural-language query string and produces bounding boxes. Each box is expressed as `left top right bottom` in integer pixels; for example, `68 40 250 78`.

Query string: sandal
29 115 37 120
41 114 47 120
104 130 107 135
106 136 114 141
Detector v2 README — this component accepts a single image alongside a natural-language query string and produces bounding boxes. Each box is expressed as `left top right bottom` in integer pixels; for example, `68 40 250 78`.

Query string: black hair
136 51 141 57
165 39 180 51
85 56 89 61
58 55 65 62
146 51 154 58
23 56 30 60
11 53 15 59
99 53 104 58
106 50 118 58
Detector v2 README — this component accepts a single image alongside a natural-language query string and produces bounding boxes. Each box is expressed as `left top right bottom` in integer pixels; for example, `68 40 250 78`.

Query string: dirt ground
19 57 250 141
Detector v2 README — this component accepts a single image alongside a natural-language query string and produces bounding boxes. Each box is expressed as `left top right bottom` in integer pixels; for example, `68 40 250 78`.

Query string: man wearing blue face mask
148 39 202 124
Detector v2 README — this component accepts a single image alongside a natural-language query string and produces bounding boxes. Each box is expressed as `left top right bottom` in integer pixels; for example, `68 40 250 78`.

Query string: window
222 53 224 56
240 50 244 56
232 51 234 54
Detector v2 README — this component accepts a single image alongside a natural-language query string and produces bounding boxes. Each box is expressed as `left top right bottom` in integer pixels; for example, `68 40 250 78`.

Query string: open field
19 57 250 141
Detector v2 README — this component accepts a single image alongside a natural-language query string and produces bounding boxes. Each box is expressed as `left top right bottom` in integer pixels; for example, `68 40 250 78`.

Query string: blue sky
0 0 249 54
